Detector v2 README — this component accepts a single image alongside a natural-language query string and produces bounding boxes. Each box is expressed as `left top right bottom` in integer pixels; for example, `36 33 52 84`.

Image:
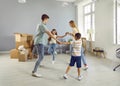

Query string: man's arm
45 30 61 44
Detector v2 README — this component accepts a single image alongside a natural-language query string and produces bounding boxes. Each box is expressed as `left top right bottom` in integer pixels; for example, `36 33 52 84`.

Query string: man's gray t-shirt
34 23 48 45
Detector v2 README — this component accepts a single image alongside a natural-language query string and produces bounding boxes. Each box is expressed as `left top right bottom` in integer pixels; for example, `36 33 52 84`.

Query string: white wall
95 0 120 60
77 0 120 60
0 0 76 51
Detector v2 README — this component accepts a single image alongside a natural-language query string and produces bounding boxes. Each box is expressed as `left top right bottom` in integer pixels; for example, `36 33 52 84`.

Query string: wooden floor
0 53 120 86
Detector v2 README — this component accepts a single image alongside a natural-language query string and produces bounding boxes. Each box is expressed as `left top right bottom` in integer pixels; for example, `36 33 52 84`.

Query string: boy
62 33 83 81
32 14 61 78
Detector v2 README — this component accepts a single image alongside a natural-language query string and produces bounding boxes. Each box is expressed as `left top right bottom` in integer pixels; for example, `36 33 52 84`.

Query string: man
32 14 61 77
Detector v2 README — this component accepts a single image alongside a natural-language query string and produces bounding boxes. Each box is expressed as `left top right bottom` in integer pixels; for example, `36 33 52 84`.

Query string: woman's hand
65 32 70 35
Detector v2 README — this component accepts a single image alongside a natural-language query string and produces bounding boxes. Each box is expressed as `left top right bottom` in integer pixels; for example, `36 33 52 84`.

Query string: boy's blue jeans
48 44 56 61
32 44 44 73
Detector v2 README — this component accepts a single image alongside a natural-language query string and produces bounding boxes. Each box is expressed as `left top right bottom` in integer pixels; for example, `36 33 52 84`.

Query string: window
114 0 120 44
83 2 95 41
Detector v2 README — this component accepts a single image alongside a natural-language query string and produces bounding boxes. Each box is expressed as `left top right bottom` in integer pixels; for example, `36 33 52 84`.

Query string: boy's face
75 36 77 40
75 36 80 40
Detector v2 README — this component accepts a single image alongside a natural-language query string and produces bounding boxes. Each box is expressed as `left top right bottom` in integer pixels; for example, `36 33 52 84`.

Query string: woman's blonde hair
69 20 79 32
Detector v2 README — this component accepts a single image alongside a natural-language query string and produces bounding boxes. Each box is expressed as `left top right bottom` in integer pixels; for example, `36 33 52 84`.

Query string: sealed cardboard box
18 53 28 62
14 33 33 42
16 41 31 49
15 33 22 42
10 49 19 59
28 52 33 59
21 34 33 42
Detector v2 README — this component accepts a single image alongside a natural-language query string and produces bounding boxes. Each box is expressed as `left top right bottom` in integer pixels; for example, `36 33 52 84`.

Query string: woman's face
69 23 74 28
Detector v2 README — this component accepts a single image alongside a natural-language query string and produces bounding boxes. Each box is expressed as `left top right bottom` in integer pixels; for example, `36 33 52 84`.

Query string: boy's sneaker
83 65 88 70
78 75 83 81
32 72 42 78
63 74 68 79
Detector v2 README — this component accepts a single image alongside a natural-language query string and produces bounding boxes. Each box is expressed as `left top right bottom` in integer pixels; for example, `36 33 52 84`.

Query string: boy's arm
62 42 70 45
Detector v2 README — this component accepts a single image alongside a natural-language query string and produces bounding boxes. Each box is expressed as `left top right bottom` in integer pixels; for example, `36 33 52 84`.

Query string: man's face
44 18 49 23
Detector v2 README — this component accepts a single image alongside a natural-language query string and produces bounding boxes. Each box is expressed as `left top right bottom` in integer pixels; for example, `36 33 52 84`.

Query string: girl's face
52 30 56 35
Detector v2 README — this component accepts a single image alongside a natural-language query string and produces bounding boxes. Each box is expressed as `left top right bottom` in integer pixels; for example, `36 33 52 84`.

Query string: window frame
83 2 95 41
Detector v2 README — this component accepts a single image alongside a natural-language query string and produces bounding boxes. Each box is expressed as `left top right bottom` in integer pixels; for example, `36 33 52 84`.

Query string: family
32 14 88 81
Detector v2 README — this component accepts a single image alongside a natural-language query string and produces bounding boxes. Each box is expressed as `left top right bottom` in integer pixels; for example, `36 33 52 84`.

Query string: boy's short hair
75 33 81 39
41 14 49 21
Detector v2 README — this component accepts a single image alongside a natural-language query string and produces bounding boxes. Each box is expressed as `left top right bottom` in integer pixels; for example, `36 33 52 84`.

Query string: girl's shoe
52 61 55 64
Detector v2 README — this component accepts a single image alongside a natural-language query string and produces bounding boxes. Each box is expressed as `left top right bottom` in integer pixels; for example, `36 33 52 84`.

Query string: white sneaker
52 61 55 64
83 65 88 70
78 76 83 81
32 72 42 78
54 51 57 55
63 74 68 79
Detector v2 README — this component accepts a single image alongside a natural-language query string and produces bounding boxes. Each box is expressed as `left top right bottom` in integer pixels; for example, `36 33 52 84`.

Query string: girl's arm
56 32 68 39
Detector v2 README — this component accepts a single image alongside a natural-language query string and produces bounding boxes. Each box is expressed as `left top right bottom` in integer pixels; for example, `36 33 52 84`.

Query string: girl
48 29 67 64
68 20 88 70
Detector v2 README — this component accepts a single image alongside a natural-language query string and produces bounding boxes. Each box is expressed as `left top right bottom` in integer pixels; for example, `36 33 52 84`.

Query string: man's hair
41 14 49 21
75 33 81 39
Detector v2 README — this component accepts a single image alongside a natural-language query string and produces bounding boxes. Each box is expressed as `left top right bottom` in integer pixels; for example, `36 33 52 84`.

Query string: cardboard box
18 54 27 62
14 33 33 42
21 34 33 42
16 41 31 49
14 33 22 42
28 52 33 59
10 49 19 59
18 53 28 62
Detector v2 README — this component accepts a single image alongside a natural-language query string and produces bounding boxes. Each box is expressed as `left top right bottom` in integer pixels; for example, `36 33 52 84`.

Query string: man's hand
56 40 62 44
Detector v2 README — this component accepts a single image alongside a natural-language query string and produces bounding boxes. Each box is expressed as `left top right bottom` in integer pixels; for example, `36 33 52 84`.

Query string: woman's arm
68 32 75 37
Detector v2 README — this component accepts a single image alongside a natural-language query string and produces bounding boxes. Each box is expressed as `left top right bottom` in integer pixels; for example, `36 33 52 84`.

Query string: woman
68 20 88 70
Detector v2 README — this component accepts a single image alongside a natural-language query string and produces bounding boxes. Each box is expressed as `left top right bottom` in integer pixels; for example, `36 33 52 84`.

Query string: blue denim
81 46 87 65
48 44 56 61
32 44 44 73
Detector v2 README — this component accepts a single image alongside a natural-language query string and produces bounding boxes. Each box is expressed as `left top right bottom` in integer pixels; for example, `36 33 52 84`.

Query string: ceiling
56 0 77 2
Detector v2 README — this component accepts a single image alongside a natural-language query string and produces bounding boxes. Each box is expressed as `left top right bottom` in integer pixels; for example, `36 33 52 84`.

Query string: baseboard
0 51 10 54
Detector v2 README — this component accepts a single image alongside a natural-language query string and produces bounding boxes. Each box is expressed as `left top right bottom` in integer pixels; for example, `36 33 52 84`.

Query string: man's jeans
32 44 44 73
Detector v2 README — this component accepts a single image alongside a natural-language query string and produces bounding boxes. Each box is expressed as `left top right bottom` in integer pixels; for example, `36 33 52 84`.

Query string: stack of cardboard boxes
10 33 33 62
